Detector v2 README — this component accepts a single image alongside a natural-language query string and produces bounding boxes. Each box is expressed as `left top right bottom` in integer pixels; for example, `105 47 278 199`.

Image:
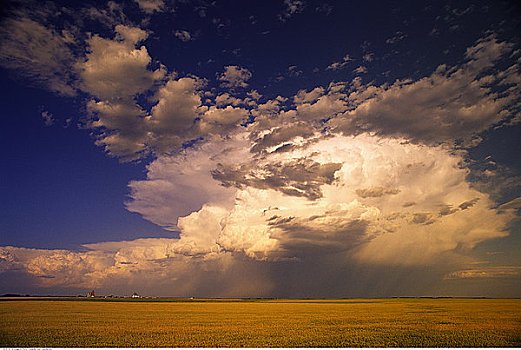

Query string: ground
1 298 520 347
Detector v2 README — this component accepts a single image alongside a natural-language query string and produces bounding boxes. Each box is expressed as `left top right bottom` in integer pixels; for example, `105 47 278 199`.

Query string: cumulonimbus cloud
2 133 518 295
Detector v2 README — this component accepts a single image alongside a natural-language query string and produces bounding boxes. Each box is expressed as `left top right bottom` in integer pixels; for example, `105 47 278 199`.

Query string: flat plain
0 297 520 347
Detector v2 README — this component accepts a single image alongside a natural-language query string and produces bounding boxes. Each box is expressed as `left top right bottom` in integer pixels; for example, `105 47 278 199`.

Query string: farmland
1 298 520 347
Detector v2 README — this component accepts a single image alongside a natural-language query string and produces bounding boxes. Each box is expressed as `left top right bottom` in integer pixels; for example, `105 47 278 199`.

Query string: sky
0 0 520 298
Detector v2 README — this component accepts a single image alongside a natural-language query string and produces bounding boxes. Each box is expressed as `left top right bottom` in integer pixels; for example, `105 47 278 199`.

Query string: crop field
1 298 520 347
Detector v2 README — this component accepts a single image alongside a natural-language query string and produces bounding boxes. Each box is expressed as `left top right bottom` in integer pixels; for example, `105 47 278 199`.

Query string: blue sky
0 0 520 297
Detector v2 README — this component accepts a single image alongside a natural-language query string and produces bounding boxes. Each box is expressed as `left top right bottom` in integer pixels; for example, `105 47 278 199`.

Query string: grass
1 298 520 347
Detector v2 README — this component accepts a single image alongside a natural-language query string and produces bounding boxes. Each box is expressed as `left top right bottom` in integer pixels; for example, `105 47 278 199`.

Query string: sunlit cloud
134 0 165 14
218 65 252 88
444 266 521 279
0 17 77 95
2 132 517 295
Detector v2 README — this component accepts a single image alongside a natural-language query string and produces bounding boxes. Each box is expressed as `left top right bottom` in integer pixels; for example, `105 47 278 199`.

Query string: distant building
131 292 140 298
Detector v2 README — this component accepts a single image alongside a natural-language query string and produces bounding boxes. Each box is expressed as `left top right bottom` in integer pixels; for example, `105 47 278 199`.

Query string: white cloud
75 25 168 158
126 133 514 266
327 54 353 70
174 30 193 42
279 0 305 21
76 25 163 100
0 17 76 95
115 25 149 44
247 90 262 101
444 266 521 279
144 76 207 152
41 111 54 126
295 88 347 121
4 131 515 296
363 53 374 62
134 0 165 14
198 106 249 132
0 241 272 297
218 65 252 88
353 65 368 74
82 2 128 28
315 4 333 15
250 122 316 154
83 56 252 158
328 35 520 145
287 65 302 77
87 99 148 158
215 93 244 106
0 133 518 295
230 135 512 263
386 31 406 44
126 133 250 231
294 87 325 104
148 77 203 133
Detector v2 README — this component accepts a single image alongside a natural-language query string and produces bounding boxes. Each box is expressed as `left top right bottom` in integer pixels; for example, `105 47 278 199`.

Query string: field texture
1 298 520 347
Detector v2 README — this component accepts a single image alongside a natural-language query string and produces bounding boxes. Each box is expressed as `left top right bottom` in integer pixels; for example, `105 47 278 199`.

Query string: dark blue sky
0 70 170 249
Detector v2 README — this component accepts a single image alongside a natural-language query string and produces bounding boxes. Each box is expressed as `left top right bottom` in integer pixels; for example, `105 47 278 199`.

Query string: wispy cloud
278 0 305 22
0 17 77 95
174 29 193 42
445 266 521 279
41 111 54 126
134 0 165 14
386 31 406 44
327 54 353 70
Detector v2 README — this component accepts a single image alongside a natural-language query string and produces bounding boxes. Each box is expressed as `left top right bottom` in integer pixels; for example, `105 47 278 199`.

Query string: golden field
1 298 520 347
